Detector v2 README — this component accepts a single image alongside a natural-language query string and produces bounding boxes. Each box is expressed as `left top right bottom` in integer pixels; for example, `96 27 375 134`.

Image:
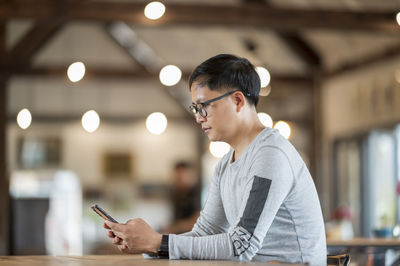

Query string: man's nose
195 113 206 124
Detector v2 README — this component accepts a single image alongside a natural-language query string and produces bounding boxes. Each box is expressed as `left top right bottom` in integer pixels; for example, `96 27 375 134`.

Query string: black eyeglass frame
189 90 240 118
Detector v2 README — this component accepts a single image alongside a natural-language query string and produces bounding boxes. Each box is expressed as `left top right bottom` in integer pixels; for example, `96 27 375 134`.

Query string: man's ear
233 91 246 112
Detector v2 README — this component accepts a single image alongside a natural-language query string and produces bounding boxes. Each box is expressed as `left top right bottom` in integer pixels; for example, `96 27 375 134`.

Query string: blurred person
162 161 201 234
104 54 326 265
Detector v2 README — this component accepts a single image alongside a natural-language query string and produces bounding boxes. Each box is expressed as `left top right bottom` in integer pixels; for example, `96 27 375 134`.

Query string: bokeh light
144 2 166 20
81 110 100 133
159 65 182 86
257 112 273 128
146 112 168 135
209 141 230 158
255 66 271 88
17 108 32 130
274 121 291 139
67 62 86 82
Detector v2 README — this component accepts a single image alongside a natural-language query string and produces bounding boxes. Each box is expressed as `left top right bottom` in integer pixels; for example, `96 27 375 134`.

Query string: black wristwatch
157 234 169 258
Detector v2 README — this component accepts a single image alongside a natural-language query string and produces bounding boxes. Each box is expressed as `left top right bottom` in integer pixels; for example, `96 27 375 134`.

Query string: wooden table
327 238 400 265
327 237 400 248
0 255 303 266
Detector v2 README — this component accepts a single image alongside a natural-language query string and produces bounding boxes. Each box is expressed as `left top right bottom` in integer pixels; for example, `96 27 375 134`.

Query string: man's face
190 83 235 142
174 167 197 189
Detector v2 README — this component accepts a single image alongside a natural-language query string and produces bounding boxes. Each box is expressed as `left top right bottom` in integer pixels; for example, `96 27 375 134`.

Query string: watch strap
157 234 169 258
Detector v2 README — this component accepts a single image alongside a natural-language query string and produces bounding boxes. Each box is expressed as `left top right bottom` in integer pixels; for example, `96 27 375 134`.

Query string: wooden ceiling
0 1 398 32
1 0 400 121
0 0 399 81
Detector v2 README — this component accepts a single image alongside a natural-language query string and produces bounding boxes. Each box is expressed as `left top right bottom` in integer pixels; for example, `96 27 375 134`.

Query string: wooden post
0 78 9 255
0 22 9 255
310 74 326 212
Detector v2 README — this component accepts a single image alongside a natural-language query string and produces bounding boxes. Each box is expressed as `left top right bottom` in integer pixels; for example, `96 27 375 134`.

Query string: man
104 54 326 265
162 161 200 234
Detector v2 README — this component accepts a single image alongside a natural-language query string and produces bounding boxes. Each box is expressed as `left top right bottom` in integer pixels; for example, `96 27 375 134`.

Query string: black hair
174 161 193 170
189 54 261 106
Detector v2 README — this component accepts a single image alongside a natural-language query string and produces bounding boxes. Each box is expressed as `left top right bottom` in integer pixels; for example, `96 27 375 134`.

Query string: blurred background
0 0 400 264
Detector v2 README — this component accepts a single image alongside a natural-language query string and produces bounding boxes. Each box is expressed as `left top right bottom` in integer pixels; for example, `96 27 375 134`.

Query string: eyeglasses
189 90 240 118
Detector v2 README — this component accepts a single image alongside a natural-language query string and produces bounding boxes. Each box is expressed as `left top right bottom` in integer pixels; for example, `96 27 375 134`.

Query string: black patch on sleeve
237 176 271 235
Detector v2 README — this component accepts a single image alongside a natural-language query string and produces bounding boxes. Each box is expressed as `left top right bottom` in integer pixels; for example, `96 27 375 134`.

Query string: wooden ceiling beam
0 1 398 33
103 21 194 116
7 19 64 64
4 65 154 79
278 32 322 71
239 1 323 72
326 44 400 77
1 65 313 87
6 114 191 124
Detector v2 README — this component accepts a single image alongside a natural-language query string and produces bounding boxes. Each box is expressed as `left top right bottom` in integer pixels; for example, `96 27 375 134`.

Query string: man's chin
207 135 222 143
205 131 223 142
206 134 216 142
207 136 214 141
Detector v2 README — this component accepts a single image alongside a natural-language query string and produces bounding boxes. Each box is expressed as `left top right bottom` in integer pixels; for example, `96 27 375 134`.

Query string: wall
7 120 199 188
320 55 400 218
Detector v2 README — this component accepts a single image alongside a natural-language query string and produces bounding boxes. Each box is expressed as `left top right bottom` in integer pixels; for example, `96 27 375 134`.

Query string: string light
17 108 32 130
159 65 182 86
67 62 86 82
209 142 230 158
144 2 166 20
258 112 273 128
255 67 271 88
146 112 168 135
274 121 291 139
81 110 100 133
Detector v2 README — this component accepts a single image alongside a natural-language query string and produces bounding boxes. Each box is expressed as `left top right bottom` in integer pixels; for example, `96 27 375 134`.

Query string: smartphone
91 204 119 223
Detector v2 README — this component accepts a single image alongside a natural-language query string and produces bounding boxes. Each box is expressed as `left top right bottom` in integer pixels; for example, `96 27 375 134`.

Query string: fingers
112 236 123 245
104 222 111 229
105 223 119 244
104 221 125 251
104 221 125 239
111 230 125 239
105 221 124 232
105 222 116 240
107 230 115 238
118 244 129 253
104 220 118 229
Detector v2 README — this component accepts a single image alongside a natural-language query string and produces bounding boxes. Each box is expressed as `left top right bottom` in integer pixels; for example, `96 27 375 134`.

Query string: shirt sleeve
169 146 295 261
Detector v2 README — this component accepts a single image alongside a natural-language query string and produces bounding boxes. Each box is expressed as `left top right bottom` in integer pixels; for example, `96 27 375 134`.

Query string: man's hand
104 218 162 254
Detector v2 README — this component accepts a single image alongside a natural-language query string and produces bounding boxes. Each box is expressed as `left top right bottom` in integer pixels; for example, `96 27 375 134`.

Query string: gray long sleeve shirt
169 128 326 265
